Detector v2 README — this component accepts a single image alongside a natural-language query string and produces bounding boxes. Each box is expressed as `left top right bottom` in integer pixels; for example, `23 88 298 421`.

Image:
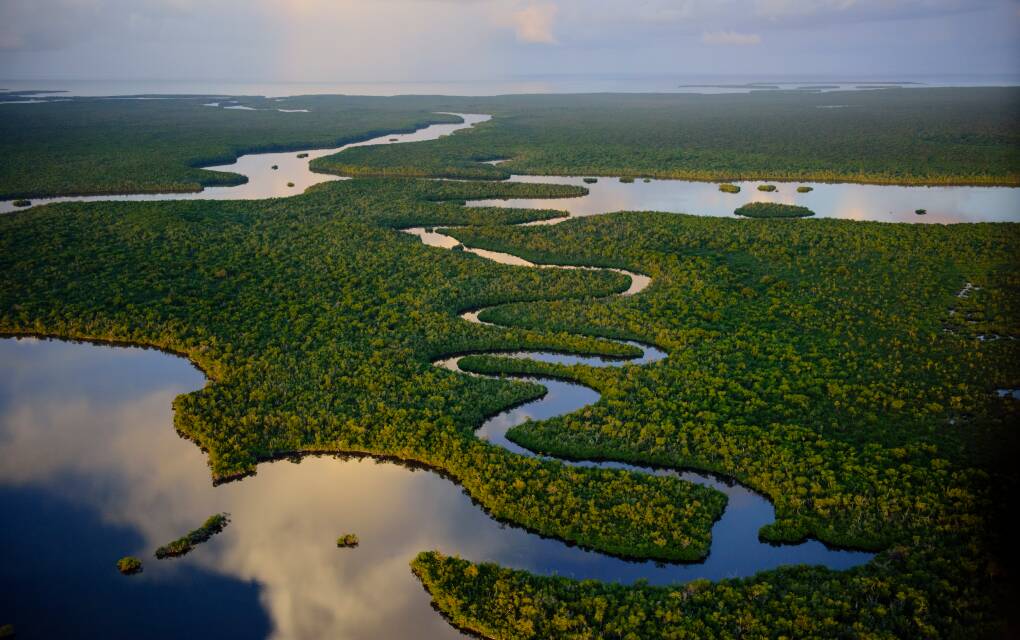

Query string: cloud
0 0 1017 80
701 30 762 45
509 3 558 44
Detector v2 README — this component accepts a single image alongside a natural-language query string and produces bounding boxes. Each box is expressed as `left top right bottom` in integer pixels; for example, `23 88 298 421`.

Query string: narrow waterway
16 107 1007 638
0 335 872 640
406 220 872 582
0 113 490 213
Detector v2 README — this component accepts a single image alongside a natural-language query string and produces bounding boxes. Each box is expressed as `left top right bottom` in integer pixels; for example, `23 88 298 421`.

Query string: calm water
10 98 1001 637
3 110 1016 223
468 175 1020 224
0 333 872 639
0 114 491 213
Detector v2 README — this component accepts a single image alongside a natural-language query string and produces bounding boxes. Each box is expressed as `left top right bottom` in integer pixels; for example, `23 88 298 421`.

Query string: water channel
4 110 1013 638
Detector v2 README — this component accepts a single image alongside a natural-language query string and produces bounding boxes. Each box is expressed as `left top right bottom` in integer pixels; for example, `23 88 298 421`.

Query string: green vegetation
6 89 1017 201
154 513 230 559
757 184 777 192
11 199 30 207
296 153 309 159
337 533 360 548
413 548 988 639
271 165 278 170
718 183 740 193
917 208 928 215
734 202 815 218
796 185 813 192
441 209 1018 635
116 556 143 575
618 177 634 183
2 90 1018 635
287 182 295 187
312 88 1020 186
0 179 727 562
0 96 461 199
582 178 598 184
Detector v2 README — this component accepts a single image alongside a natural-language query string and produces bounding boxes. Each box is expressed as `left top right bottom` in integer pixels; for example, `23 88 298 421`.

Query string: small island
271 165 278 170
796 185 813 192
734 202 815 218
583 177 598 184
12 199 31 207
916 208 927 215
757 184 778 192
336 533 359 548
619 176 635 183
296 152 309 158
117 556 143 575
155 513 230 559
718 184 741 194
287 182 295 187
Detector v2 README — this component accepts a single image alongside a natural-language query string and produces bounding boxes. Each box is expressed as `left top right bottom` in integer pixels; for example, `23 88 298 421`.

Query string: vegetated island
2 94 1018 636
155 513 230 559
582 177 598 184
336 534 360 548
797 185 813 193
757 184 778 192
11 199 31 207
619 176 635 183
718 183 741 193
735 202 815 218
117 556 143 575
5 89 1019 202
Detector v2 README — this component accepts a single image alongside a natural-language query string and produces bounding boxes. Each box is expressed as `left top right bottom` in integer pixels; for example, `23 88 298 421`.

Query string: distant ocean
2 74 1018 97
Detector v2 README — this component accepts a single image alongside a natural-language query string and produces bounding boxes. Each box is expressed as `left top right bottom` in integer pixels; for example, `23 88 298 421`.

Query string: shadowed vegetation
2 89 1018 636
439 208 1019 636
0 179 727 562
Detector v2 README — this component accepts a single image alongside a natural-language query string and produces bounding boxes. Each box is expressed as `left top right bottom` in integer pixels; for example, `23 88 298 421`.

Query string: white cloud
702 30 762 45
509 3 558 43
0 0 1016 80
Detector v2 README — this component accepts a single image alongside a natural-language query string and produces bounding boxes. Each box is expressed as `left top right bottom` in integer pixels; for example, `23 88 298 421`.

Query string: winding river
5 110 1013 638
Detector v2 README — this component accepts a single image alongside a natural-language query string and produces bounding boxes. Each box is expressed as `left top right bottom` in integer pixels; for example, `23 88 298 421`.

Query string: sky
1 0 1018 84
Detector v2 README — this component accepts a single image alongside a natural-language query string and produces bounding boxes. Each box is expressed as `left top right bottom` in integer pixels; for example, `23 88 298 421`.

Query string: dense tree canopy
0 179 728 562
2 88 1018 636
314 89 1020 186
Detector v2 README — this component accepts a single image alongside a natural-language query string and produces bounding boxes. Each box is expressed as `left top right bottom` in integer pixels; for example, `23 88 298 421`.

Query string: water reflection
468 175 1020 224
1 333 872 639
0 114 490 213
